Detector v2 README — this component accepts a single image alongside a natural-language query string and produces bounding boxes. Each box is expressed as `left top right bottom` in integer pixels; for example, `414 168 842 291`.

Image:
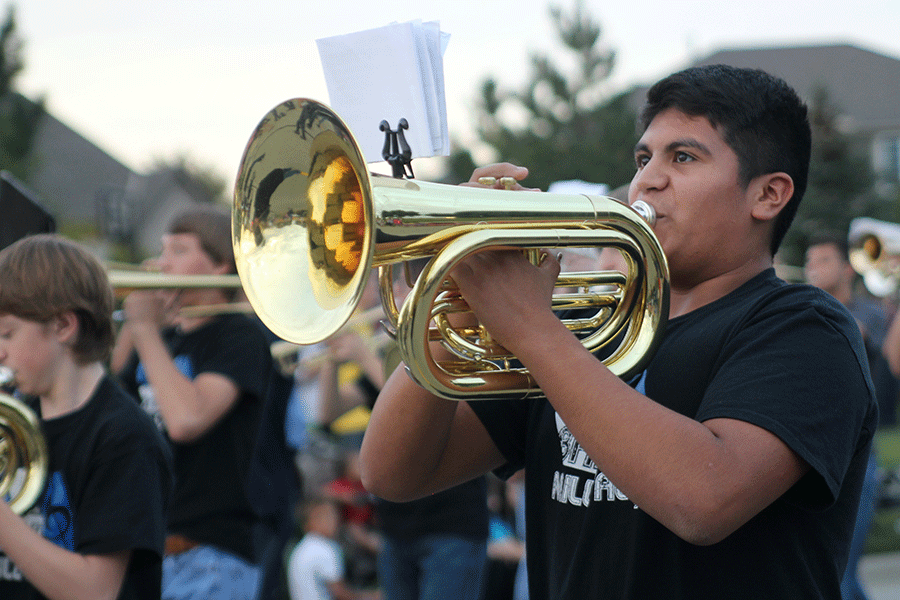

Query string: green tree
0 5 44 180
447 0 637 190
779 87 886 266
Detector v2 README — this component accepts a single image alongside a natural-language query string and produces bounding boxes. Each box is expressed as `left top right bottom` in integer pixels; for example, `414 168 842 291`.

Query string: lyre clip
380 119 415 180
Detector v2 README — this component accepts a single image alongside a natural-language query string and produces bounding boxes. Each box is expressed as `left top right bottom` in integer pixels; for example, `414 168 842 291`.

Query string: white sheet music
316 20 450 164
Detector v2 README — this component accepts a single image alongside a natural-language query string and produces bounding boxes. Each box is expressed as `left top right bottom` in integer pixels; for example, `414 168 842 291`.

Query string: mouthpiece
0 365 15 389
631 200 656 226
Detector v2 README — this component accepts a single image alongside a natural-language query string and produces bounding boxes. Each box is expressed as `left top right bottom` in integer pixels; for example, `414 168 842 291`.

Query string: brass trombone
232 99 669 400
108 268 248 321
107 270 243 294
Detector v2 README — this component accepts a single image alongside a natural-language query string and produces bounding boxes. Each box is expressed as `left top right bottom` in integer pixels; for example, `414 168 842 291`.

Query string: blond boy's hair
0 234 115 364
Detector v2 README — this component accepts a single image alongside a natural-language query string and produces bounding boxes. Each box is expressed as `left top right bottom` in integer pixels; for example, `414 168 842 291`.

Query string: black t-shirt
470 269 879 600
374 476 489 542
0 376 172 600
119 313 270 563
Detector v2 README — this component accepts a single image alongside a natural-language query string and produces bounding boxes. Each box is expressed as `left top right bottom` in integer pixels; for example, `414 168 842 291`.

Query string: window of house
873 134 900 183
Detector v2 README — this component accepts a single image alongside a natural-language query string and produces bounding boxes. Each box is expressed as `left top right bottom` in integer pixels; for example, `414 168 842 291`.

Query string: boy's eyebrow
634 138 713 156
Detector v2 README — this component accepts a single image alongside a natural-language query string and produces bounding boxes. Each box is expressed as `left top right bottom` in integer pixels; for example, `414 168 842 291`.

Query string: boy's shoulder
721 269 852 323
78 376 169 453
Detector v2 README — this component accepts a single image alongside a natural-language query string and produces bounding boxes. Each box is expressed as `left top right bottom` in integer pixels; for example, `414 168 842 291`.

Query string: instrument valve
477 176 517 190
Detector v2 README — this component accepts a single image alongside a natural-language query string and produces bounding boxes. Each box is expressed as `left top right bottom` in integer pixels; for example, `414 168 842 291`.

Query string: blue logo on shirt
136 354 196 385
41 471 74 551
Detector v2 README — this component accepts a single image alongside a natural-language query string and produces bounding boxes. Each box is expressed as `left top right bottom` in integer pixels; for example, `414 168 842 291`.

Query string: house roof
26 106 210 252
29 110 135 224
690 44 900 134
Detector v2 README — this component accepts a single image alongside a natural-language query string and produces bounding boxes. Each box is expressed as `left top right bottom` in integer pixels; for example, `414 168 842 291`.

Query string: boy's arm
360 350 506 502
316 354 365 427
109 321 135 375
452 246 810 546
360 164 534 502
0 502 130 600
119 291 240 443
882 308 900 377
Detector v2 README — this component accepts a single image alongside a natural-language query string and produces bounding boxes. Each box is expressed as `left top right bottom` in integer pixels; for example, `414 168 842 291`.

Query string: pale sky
16 0 900 184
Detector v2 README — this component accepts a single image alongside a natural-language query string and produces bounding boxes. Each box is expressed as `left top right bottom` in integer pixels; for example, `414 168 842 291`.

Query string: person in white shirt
288 499 380 600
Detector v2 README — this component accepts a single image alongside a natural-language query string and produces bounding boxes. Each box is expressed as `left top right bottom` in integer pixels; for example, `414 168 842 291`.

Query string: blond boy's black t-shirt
470 269 879 599
0 376 172 600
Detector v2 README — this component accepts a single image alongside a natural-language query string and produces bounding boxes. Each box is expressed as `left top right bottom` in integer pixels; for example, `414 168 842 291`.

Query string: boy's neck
40 362 105 420
668 256 772 318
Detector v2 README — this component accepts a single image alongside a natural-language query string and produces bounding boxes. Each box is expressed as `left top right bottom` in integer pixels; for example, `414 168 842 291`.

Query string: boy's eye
635 155 650 168
674 151 694 163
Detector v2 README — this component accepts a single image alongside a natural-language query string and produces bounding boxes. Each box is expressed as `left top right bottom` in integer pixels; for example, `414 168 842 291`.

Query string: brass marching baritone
848 217 900 297
0 367 49 515
232 98 670 400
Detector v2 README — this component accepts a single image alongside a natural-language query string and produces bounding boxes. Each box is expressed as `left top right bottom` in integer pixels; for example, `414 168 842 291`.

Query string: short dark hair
641 64 811 256
168 204 235 274
0 234 115 364
168 204 238 300
806 232 849 263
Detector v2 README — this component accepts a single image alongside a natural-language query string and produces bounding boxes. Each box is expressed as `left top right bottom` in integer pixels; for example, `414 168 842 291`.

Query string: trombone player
112 205 274 600
360 65 877 599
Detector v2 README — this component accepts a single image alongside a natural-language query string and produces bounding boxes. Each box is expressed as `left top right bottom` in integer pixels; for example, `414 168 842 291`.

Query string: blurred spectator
480 475 525 600
365 258 490 600
324 449 382 589
288 499 380 600
805 234 885 600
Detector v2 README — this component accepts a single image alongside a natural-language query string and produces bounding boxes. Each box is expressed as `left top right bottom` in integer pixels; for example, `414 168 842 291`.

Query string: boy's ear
750 172 794 222
54 310 79 345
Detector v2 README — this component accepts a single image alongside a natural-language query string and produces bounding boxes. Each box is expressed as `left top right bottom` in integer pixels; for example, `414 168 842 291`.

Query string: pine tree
447 1 637 190
0 6 44 180
780 87 884 266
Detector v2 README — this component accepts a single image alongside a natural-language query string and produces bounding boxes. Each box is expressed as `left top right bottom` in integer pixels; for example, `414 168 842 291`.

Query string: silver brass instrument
848 217 900 297
0 368 48 515
232 98 669 400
